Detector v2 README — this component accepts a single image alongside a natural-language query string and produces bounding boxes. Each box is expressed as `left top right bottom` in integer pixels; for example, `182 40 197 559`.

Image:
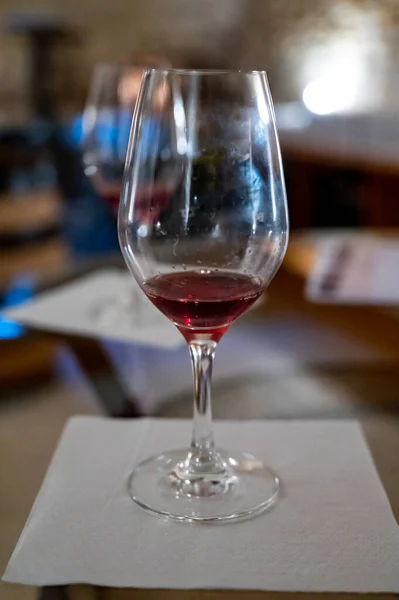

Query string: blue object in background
0 316 23 340
0 274 37 339
63 193 119 260
54 116 121 259
70 109 132 154
61 112 167 260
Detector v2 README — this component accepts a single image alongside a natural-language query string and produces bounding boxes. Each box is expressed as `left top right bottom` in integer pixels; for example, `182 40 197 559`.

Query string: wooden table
281 230 399 358
0 189 67 288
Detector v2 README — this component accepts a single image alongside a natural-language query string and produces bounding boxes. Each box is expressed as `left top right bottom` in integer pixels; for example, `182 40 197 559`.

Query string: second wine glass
119 68 289 522
82 63 134 213
82 63 144 323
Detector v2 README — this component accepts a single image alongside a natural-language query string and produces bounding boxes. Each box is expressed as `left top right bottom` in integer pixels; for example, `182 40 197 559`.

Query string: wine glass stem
189 340 217 459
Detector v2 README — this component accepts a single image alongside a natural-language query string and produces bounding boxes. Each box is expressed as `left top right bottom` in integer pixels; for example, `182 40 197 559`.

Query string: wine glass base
128 449 279 523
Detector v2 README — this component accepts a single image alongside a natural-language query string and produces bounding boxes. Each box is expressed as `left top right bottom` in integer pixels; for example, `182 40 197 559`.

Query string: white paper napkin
4 270 184 349
4 418 399 592
307 236 399 305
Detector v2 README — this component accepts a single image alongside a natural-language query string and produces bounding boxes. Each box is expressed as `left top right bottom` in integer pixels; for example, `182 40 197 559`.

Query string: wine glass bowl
82 64 134 213
81 63 148 325
119 69 289 522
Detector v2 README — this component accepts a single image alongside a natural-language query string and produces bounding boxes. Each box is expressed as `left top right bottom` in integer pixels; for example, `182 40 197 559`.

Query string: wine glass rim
145 68 268 76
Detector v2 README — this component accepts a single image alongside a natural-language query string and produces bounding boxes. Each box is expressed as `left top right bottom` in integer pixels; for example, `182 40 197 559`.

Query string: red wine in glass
142 270 263 342
101 183 173 219
102 188 121 214
118 69 289 522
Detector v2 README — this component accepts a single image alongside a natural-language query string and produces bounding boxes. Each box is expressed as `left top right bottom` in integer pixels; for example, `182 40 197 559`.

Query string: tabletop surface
2 231 399 600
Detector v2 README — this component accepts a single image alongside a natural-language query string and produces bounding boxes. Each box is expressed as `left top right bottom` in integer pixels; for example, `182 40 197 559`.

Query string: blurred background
1 1 399 598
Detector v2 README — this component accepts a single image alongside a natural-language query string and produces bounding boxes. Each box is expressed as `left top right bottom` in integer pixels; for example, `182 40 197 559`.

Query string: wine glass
118 69 289 522
81 63 143 323
82 63 134 213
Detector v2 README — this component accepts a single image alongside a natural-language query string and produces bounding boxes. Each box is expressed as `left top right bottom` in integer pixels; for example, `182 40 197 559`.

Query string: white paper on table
4 417 399 592
3 270 184 349
307 236 399 305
